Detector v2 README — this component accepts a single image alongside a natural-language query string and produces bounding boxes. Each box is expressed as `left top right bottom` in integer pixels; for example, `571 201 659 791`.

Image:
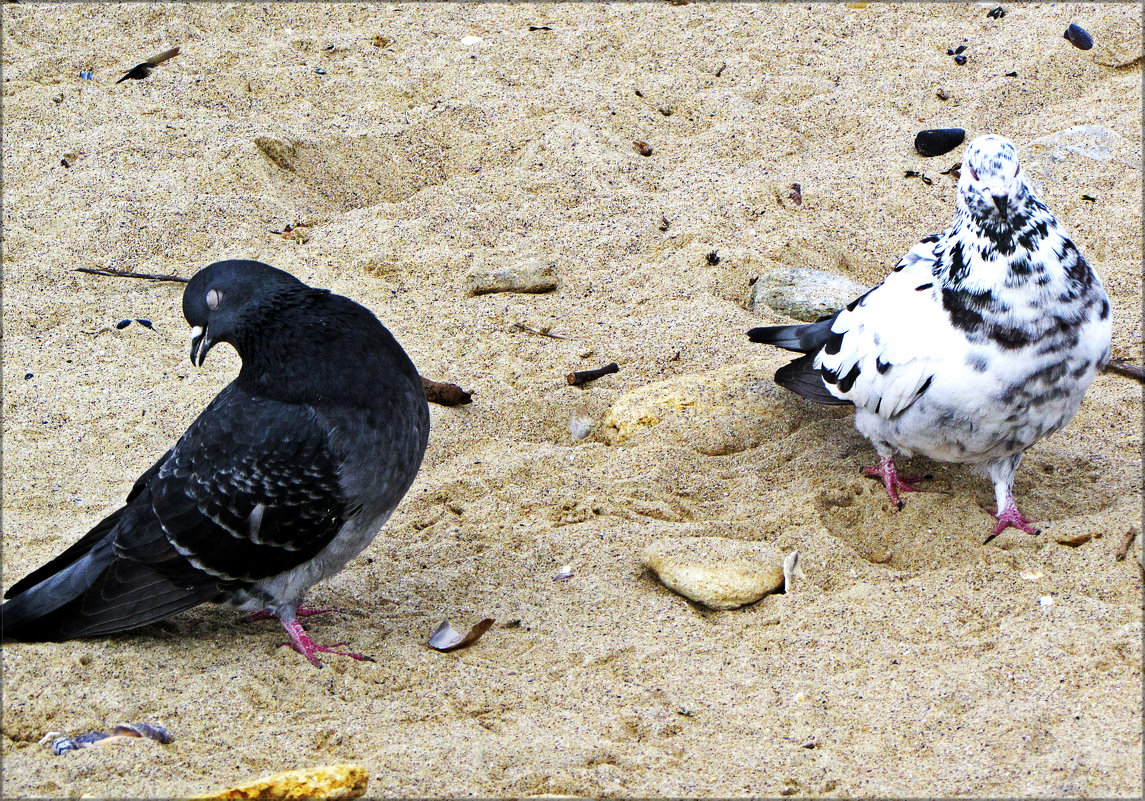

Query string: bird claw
863 458 926 508
278 639 376 667
984 505 1041 544
278 617 374 667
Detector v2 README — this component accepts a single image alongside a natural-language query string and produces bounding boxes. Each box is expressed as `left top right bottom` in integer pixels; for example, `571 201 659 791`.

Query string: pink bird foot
278 617 375 667
984 497 1040 544
863 457 927 509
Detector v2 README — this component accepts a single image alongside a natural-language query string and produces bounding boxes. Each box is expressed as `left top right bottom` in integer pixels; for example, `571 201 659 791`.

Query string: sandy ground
2 2 1142 798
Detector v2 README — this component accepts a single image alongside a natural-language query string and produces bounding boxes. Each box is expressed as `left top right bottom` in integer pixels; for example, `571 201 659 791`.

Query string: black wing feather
774 354 854 407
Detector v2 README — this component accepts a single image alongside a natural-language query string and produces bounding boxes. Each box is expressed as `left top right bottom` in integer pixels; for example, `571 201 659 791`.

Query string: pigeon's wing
145 385 353 584
3 451 171 600
816 234 960 417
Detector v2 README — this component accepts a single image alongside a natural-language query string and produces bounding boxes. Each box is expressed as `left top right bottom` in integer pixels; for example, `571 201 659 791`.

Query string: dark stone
914 128 965 157
1064 24 1093 51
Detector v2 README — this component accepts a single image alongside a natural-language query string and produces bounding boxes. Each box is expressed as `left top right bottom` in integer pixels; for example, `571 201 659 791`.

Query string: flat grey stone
466 259 558 295
748 266 867 322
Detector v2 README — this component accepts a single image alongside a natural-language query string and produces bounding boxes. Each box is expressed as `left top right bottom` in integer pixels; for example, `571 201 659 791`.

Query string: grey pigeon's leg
245 607 335 623
863 445 926 510
984 453 1039 542
276 613 376 667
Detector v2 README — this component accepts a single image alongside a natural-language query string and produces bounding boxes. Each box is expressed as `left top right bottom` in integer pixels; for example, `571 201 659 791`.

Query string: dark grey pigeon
2 260 430 665
749 135 1111 542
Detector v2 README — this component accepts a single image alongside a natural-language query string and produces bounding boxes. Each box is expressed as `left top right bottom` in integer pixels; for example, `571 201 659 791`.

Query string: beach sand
2 2 1141 797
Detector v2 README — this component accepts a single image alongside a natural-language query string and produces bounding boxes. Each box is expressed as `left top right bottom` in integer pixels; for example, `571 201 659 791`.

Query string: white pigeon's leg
863 443 926 510
274 609 376 667
984 453 1040 543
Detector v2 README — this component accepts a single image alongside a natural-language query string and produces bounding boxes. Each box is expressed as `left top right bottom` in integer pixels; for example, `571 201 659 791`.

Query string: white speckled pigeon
2 260 430 664
749 135 1111 541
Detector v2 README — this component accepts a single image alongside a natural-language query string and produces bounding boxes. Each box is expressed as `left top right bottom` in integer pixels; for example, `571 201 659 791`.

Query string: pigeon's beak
189 325 212 366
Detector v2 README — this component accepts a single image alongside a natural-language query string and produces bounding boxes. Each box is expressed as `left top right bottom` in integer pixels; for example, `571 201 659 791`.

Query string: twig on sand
567 362 619 387
75 267 189 284
1114 528 1138 561
1103 359 1145 382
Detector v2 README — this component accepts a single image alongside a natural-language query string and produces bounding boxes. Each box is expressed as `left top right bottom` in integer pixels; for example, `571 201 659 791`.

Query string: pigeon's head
183 260 305 366
957 134 1032 222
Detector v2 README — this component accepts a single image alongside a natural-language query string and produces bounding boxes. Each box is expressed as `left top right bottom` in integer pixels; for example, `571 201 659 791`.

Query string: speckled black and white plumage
1 260 430 664
749 135 1111 540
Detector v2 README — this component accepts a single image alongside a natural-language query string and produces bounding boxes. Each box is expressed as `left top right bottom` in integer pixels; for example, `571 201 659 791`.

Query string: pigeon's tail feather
2 538 116 639
4 507 126 600
748 314 838 354
775 354 853 407
2 545 219 641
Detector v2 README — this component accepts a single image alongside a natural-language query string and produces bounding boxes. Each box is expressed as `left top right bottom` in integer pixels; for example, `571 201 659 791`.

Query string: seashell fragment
47 722 171 754
914 128 966 157
554 564 574 580
1064 23 1093 51
194 763 369 800
113 722 172 743
428 618 494 651
782 550 805 592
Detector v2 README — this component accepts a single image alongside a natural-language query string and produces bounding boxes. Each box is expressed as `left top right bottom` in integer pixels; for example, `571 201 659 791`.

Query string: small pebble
634 139 653 157
135 318 154 329
914 128 965 157
24 373 32 380
79 70 93 80
116 319 132 329
459 35 484 46
954 53 968 65
1064 23 1093 51
987 6 1005 19
936 88 951 100
706 251 720 265
569 407 594 440
1038 595 1054 607
314 67 326 75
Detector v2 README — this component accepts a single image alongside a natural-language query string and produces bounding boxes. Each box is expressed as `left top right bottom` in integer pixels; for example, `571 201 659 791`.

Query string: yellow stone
195 763 369 800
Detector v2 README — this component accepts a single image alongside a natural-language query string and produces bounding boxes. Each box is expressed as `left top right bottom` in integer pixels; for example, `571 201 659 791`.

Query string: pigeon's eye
968 165 979 181
206 289 223 310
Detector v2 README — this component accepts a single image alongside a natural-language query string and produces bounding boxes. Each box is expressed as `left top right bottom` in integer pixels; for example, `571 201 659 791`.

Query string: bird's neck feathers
231 289 417 407
936 191 1101 348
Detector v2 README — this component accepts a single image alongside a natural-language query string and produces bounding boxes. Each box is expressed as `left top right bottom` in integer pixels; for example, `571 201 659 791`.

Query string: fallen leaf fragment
1054 532 1092 548
194 763 368 800
428 618 495 651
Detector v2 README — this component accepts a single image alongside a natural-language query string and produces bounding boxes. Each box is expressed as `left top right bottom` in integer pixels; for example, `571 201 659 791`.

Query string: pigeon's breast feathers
183 260 421 408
